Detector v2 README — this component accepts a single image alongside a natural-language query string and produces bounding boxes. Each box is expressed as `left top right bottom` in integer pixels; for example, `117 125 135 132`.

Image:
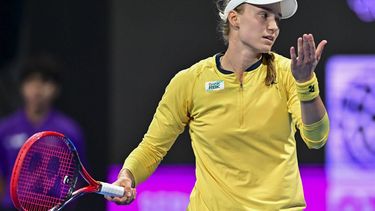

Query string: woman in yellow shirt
107 0 329 210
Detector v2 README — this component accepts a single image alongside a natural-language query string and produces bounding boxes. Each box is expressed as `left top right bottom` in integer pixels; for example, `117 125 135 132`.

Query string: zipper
239 82 244 127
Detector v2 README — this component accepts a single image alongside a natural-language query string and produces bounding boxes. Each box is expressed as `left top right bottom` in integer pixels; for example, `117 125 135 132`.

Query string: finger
105 183 133 204
290 46 297 70
133 188 137 199
121 179 133 195
124 177 133 187
118 178 133 194
125 196 135 204
104 195 113 201
113 195 131 205
297 37 303 64
125 188 132 198
316 40 328 61
106 196 124 204
105 194 124 202
308 34 316 61
302 34 310 63
117 189 136 205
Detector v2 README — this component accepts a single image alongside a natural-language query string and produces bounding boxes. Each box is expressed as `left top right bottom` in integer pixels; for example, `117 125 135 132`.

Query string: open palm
290 34 327 83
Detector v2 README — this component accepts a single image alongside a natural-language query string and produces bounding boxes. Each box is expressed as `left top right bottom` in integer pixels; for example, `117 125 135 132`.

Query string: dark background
1 0 374 209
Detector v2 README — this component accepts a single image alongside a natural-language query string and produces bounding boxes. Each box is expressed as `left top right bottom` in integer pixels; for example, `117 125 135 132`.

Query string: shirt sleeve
299 113 329 149
284 61 330 149
123 69 194 185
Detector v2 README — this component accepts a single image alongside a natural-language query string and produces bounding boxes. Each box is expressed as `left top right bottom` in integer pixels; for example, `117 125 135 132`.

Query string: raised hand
290 34 327 83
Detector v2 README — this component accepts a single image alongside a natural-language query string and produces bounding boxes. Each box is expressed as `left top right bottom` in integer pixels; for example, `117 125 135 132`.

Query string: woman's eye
259 12 268 19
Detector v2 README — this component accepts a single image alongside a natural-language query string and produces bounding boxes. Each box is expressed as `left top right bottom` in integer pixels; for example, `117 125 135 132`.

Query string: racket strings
17 136 79 211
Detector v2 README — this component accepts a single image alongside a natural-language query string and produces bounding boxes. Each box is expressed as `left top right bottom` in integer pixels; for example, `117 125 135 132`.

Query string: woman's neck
221 43 262 83
221 43 262 74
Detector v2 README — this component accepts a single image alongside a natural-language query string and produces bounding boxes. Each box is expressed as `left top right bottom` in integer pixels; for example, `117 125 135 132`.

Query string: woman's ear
228 10 240 30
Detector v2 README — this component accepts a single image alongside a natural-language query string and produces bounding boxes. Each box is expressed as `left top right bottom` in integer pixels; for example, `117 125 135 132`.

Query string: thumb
315 40 327 61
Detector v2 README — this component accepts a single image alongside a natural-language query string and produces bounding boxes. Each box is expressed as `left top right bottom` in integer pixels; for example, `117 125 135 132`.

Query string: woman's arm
289 34 330 149
106 69 194 205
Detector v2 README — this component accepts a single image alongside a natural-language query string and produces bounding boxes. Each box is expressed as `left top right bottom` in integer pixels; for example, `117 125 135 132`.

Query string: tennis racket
10 131 124 211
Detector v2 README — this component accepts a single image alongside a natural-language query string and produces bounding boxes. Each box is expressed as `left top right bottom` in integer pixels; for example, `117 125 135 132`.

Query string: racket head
10 131 81 211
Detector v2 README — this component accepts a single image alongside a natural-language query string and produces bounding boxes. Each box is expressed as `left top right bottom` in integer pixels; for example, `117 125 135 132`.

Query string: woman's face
231 3 281 53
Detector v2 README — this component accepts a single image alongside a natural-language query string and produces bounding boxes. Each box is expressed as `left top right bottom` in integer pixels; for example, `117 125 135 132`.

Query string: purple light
107 164 326 211
107 165 195 211
326 55 375 169
326 55 375 210
299 166 327 211
347 0 375 22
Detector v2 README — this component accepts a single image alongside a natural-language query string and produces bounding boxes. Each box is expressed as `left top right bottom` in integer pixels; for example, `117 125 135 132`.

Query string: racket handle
99 182 125 197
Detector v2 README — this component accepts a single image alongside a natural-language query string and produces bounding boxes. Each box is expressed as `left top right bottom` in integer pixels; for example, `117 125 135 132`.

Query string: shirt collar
215 53 263 75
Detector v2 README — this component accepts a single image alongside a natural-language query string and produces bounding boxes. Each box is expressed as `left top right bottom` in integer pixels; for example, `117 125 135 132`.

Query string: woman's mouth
263 36 275 42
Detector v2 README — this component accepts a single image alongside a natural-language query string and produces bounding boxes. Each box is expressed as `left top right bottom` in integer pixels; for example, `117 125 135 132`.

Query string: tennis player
107 0 330 210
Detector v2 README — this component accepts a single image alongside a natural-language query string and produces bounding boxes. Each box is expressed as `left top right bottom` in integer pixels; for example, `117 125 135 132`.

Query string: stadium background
1 0 374 210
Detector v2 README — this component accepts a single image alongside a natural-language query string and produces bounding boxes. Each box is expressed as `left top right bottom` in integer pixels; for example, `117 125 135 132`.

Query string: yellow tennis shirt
123 53 329 210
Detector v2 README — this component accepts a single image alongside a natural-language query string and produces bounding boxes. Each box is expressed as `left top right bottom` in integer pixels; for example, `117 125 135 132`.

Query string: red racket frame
10 131 106 210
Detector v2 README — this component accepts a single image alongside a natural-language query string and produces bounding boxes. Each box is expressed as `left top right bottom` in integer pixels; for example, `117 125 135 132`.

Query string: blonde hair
216 0 276 86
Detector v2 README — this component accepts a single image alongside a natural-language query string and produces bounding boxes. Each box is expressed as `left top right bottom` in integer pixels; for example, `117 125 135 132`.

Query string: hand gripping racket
10 131 124 211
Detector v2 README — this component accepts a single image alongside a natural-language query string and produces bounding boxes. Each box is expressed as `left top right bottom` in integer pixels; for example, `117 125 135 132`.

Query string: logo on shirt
205 80 224 92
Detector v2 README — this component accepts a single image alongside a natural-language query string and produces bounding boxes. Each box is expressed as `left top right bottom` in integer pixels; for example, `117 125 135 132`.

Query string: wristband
295 73 320 102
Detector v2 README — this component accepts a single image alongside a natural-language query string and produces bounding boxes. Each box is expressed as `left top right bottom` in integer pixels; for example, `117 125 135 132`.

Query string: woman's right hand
105 168 137 205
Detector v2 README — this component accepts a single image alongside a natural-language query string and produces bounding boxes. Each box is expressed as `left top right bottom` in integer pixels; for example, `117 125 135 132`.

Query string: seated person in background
0 54 85 210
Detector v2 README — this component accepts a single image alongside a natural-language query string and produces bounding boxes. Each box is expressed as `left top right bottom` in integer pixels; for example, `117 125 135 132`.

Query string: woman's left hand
290 34 327 83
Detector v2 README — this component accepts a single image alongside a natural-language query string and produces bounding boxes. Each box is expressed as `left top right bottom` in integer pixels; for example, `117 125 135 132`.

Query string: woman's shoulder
271 52 291 69
270 52 295 86
176 55 217 79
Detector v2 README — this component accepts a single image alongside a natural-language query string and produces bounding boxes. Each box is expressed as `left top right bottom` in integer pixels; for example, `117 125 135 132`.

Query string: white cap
220 0 298 21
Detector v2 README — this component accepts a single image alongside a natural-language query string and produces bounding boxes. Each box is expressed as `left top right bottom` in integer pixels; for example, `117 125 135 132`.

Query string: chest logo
205 80 224 92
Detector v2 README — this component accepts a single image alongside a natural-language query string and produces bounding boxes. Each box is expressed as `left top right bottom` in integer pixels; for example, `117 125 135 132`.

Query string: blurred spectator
0 54 85 210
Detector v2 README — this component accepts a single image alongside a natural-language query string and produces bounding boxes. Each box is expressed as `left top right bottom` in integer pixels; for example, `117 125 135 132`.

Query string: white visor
220 0 298 21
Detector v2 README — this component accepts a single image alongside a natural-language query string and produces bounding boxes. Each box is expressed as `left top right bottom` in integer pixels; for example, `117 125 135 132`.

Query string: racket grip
99 182 125 197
